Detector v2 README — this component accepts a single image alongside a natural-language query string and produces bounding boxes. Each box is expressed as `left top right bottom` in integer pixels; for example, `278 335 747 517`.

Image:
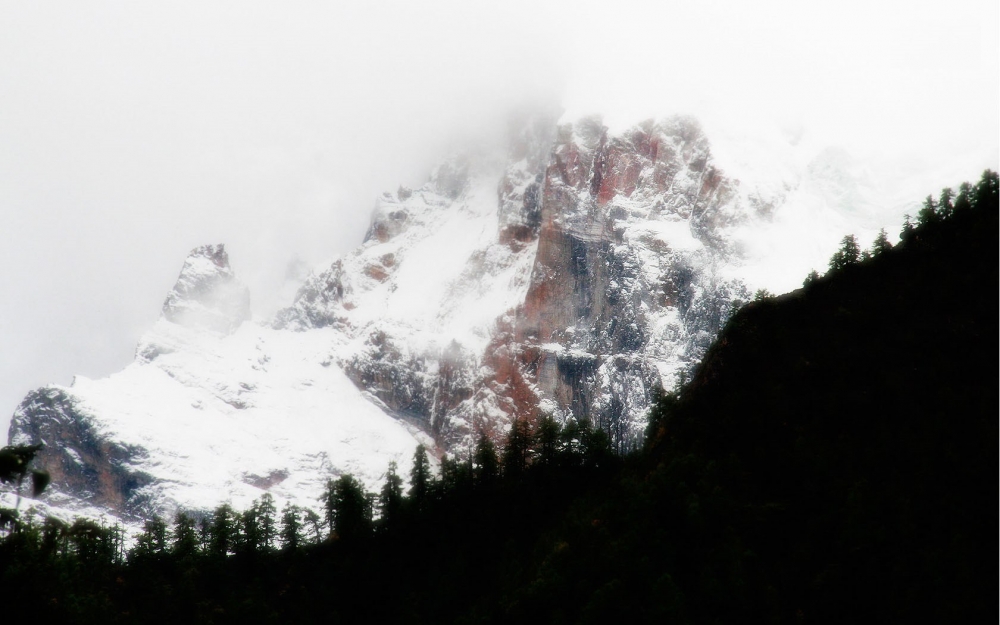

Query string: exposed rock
8 388 154 519
476 116 751 447
277 114 759 450
161 244 250 335
344 329 434 422
9 245 428 522
9 113 790 521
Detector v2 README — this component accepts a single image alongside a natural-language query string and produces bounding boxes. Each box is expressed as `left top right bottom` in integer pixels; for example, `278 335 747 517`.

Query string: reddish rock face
480 318 542 428
282 114 755 452
472 115 752 449
521 120 669 349
595 141 644 206
9 388 153 518
498 224 536 250
364 264 390 282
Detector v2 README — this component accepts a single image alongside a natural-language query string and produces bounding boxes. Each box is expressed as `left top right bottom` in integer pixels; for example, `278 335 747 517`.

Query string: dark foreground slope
637 172 998 623
491 174 997 624
1 173 996 624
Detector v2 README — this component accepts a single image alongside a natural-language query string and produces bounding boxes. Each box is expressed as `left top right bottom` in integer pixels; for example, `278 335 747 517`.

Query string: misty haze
1 1 996 622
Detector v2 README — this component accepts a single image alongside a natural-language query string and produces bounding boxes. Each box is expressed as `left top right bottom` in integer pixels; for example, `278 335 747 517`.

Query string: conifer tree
535 415 562 468
473 434 500 487
802 270 821 287
871 228 892 256
110 521 127 565
975 169 998 205
172 511 198 558
197 516 212 553
829 234 861 271
438 453 455 496
303 508 323 544
68 518 111 565
447 452 475 493
900 214 916 244
937 187 954 219
330 474 372 541
954 182 973 212
280 503 301 552
148 516 168 555
409 444 431 510
378 461 404 532
559 418 585 465
131 516 168 559
257 493 277 551
322 478 337 536
35 516 65 557
502 418 533 479
239 505 260 554
581 422 613 469
209 503 236 557
917 194 938 226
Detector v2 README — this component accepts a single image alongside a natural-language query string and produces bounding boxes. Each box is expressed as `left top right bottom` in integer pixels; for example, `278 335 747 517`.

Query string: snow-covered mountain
8 244 432 521
7 113 893 522
275 114 762 451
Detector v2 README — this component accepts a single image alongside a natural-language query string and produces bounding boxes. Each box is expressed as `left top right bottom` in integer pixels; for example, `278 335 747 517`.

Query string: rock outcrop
161 244 250 335
9 246 428 521
277 115 758 451
8 388 154 516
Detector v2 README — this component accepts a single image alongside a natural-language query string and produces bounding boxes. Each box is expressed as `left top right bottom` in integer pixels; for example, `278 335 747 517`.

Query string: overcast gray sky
2 0 997 433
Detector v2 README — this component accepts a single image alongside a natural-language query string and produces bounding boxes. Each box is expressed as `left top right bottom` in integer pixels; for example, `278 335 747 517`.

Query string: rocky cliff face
159 244 251 335
9 387 154 516
498 116 752 449
277 115 760 451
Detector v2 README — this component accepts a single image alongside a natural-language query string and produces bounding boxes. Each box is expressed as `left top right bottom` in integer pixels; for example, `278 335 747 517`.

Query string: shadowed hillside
637 170 998 623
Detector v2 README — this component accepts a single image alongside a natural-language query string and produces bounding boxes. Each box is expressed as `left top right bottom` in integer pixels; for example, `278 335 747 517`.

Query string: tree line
1 414 617 567
807 171 995 283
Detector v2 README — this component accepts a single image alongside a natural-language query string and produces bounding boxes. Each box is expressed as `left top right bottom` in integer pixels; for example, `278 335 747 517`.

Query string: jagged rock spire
161 244 250 334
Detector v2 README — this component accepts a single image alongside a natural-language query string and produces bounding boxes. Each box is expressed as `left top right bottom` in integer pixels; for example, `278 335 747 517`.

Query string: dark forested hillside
1 171 996 624
638 170 998 623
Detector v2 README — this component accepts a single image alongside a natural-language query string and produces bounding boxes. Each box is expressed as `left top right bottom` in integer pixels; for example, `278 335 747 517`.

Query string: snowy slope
277 153 539 359
9 246 431 521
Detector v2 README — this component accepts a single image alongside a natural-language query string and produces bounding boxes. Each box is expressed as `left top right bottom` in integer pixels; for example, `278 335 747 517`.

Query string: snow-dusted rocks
275 115 762 451
13 112 885 522
274 146 543 447
9 387 153 515
502 116 754 446
161 244 250 335
9 249 430 521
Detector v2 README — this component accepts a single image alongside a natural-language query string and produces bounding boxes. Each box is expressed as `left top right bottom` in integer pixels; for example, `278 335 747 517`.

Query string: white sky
2 0 997 433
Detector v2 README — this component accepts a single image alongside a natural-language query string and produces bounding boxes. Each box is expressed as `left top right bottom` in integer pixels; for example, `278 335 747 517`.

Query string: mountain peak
161 244 250 334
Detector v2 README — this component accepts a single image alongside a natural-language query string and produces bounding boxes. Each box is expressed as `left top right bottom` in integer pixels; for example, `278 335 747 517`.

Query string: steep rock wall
278 115 757 450
8 388 154 518
493 116 750 448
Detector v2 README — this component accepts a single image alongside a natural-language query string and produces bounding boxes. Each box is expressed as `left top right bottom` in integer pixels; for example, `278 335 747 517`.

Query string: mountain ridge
7 113 897 522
